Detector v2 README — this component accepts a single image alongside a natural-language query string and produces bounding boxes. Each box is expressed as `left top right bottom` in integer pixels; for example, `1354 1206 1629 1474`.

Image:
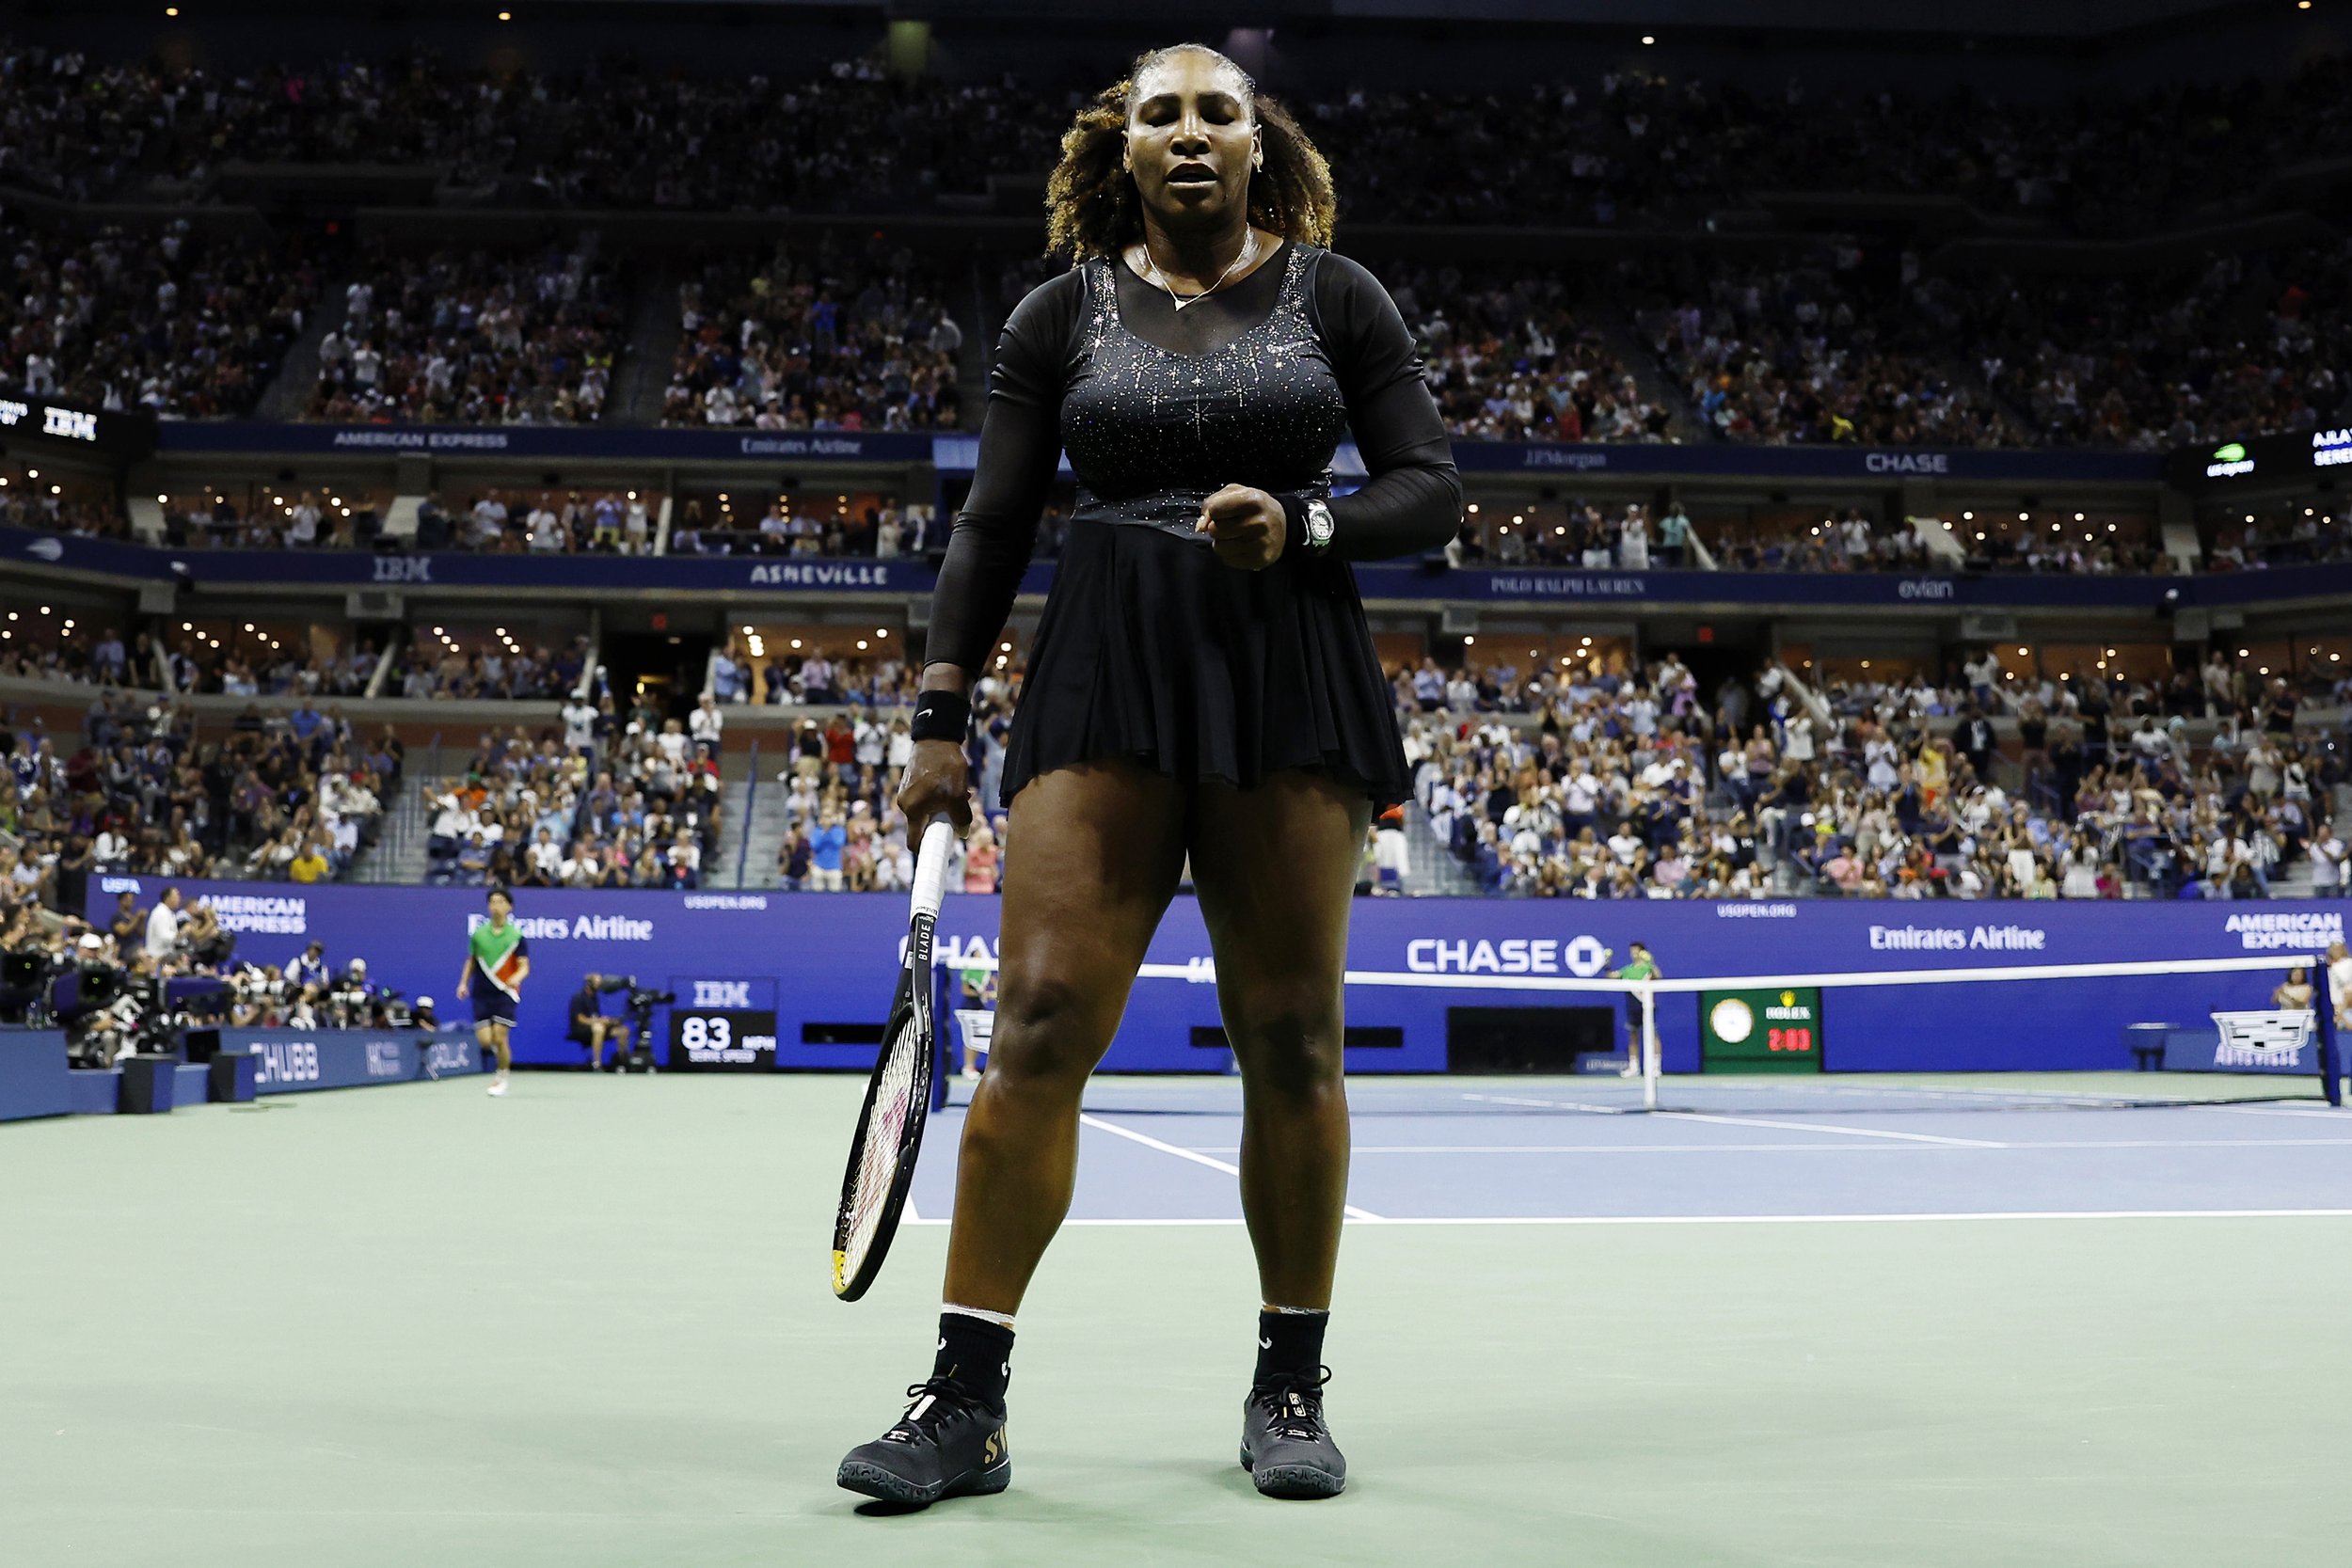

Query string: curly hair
1042 43 1336 263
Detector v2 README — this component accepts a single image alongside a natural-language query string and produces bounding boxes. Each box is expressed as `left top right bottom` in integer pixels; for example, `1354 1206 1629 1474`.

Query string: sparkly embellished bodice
1058 241 1351 541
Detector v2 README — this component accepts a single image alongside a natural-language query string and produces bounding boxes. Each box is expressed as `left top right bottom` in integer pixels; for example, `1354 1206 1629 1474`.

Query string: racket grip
911 816 957 921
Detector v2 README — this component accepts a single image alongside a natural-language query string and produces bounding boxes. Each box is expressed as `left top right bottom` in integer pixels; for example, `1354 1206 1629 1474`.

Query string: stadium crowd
1 689 396 891
422 693 725 892
662 239 963 432
1405 651 2350 901
307 242 627 425
8 36 2347 240
0 209 314 418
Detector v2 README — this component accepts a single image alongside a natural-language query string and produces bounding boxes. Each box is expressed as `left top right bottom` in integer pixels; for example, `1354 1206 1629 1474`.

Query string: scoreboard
666 976 778 1070
1700 987 1824 1072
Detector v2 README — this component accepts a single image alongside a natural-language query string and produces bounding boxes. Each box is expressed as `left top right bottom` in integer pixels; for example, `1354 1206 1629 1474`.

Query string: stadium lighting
1641 34 1656 44
876 628 888 638
1463 635 1476 645
498 10 513 21
166 7 178 14
857 640 869 650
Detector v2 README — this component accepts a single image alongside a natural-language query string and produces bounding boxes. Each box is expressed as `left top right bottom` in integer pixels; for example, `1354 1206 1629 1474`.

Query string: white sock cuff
943 1302 1016 1331
1262 1304 1330 1317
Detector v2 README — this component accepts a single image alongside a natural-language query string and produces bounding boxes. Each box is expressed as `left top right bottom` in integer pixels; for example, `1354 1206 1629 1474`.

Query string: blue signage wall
215 1028 485 1094
0 1029 73 1121
84 878 2344 1075
15 524 2352 611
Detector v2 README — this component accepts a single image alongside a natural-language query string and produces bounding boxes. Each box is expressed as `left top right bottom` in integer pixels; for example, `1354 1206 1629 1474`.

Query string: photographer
567 971 635 1071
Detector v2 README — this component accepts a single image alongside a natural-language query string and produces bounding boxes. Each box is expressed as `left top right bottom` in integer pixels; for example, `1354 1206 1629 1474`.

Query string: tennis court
6 1072 2348 1567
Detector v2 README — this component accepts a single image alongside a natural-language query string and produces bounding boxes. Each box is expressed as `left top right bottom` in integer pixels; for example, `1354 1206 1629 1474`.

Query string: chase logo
693 980 753 1008
2205 442 2255 479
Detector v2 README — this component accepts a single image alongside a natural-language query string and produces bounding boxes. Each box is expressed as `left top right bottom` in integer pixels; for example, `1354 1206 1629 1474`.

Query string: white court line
903 1196 920 1224
2217 1104 2350 1120
1077 1112 1385 1222
1657 1110 2005 1147
1459 1091 1630 1115
898 1206 2352 1228
1189 1137 2352 1155
962 1208 2352 1227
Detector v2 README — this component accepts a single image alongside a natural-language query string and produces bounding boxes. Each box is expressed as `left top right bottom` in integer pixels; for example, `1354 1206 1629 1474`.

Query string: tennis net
931 952 2344 1117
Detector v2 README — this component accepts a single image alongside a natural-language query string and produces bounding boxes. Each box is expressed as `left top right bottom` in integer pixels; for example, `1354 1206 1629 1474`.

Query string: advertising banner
87 877 2344 1076
156 422 936 466
20 523 2329 611
214 1027 485 1094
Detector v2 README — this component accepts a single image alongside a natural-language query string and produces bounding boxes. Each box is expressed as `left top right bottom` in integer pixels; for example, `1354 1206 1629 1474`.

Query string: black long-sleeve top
925 240 1462 677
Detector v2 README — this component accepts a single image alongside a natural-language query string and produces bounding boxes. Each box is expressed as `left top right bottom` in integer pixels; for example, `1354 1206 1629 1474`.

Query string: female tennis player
835 42 1458 1508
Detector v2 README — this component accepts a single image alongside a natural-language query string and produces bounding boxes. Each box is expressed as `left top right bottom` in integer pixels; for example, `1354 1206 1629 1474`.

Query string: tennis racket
832 815 957 1301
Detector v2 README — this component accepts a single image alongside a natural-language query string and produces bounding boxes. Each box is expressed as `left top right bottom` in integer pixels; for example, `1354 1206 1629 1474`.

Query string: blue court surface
914 1077 2352 1226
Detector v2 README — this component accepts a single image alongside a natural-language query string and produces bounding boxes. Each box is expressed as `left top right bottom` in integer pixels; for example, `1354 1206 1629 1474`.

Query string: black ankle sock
1255 1307 1329 1386
934 1311 1014 1409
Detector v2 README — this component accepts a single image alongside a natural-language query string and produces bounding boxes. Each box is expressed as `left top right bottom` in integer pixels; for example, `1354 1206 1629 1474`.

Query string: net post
2315 951 2343 1109
929 955 951 1114
1639 984 1660 1112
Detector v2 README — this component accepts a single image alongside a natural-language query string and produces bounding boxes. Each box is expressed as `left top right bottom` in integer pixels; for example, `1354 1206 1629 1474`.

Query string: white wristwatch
1303 498 1336 553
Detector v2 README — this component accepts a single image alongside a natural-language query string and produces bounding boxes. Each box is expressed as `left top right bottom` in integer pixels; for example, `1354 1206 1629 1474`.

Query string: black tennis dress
927 235 1462 813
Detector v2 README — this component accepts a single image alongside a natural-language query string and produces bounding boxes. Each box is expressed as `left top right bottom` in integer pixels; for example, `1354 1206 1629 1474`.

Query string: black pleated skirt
999 521 1410 814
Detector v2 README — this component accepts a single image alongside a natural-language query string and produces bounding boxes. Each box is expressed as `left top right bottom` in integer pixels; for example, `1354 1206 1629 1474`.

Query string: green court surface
4 1075 2348 1567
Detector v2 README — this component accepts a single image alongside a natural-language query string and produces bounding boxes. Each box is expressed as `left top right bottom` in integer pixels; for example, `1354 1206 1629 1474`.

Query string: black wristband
1274 491 1310 553
910 689 972 744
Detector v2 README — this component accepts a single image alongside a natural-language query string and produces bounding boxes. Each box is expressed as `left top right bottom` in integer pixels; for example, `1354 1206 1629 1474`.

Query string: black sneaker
1240 1367 1346 1499
836 1377 1010 1509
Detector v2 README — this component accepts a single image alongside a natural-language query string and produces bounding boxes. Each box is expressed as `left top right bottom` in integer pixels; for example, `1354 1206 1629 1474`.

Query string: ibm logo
373 556 434 583
42 406 99 441
693 980 754 1008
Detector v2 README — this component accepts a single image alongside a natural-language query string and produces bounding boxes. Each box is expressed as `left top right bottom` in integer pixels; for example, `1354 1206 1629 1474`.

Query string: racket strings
843 1011 924 1270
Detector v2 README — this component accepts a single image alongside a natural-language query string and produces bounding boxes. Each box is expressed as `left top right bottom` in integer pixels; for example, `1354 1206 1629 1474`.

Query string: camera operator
568 971 635 1071
0 906 61 1023
106 890 145 950
289 940 330 990
62 930 135 1067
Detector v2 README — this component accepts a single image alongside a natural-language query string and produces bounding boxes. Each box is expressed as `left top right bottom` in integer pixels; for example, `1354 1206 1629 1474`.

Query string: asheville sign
18 525 2352 609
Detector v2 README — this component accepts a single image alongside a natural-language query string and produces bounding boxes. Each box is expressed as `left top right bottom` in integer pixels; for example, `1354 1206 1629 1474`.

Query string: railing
734 738 760 890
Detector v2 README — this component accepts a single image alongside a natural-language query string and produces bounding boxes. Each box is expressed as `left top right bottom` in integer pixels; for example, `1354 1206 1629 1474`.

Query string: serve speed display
668 1007 778 1071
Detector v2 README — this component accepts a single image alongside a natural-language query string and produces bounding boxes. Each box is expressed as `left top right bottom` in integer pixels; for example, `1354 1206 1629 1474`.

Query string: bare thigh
991 758 1190 1082
1186 770 1372 1072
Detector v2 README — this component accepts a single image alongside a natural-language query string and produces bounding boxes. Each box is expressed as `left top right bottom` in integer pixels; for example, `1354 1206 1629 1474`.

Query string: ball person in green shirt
455 886 531 1097
1609 941 1661 1076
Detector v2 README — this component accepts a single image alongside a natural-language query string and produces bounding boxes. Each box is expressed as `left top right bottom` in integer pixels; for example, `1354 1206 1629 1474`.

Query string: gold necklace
1138 229 1260 311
